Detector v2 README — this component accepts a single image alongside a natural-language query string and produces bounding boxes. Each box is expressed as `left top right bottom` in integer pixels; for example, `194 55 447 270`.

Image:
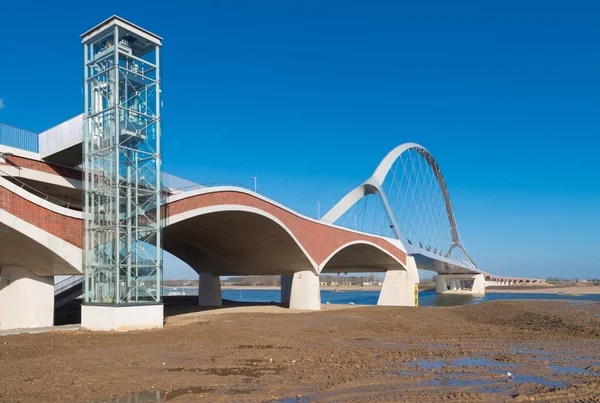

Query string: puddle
490 369 566 388
419 370 566 391
402 359 445 369
548 364 593 374
165 387 215 401
507 347 556 356
452 357 518 367
275 397 309 403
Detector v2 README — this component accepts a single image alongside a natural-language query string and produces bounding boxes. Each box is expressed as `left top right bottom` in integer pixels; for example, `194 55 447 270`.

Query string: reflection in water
426 293 476 307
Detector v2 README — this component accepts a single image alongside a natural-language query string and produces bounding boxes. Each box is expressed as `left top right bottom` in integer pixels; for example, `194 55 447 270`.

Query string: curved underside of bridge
164 209 315 276
320 242 406 273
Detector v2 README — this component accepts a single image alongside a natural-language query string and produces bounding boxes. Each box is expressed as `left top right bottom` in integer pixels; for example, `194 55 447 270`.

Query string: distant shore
486 285 600 295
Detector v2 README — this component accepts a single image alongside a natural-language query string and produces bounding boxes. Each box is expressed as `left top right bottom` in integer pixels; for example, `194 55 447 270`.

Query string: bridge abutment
0 266 54 330
436 273 485 295
198 273 222 306
377 256 419 306
289 270 321 310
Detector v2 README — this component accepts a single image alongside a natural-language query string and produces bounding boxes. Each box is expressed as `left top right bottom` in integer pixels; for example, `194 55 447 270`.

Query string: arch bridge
0 135 530 330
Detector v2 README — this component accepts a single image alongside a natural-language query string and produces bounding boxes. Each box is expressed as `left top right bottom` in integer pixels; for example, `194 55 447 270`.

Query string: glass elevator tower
82 17 162 306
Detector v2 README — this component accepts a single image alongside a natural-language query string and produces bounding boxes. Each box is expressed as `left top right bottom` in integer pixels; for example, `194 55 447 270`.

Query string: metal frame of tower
82 16 162 307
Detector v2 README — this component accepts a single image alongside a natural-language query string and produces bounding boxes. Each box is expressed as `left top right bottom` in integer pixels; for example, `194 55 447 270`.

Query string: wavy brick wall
164 191 407 267
0 186 83 248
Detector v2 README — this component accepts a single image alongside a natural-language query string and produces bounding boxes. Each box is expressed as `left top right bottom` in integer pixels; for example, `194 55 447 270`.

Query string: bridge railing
0 123 39 153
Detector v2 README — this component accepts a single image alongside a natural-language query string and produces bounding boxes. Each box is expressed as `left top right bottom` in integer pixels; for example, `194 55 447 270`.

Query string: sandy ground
487 285 600 295
1 300 599 402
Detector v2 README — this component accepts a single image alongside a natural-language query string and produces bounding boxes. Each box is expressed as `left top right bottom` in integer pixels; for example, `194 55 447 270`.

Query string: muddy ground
1 300 599 402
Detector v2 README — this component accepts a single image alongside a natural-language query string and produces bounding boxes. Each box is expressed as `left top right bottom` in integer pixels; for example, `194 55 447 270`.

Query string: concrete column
289 270 320 310
198 272 222 306
436 273 485 295
436 275 449 293
471 273 485 294
0 266 54 330
377 270 416 306
280 274 293 304
378 256 419 306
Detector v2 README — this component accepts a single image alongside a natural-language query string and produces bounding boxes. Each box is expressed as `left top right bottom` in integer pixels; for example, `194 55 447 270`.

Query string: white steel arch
322 142 477 267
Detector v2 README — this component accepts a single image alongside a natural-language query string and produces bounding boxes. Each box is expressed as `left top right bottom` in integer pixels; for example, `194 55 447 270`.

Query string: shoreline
170 284 600 295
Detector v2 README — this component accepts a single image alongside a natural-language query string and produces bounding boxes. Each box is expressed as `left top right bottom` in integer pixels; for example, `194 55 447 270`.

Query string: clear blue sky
0 1 598 279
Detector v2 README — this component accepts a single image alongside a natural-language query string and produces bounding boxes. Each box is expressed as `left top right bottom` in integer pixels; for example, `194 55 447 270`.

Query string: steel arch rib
322 142 475 267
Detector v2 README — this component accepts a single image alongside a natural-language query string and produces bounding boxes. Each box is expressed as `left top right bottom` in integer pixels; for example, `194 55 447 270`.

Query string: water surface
164 287 600 307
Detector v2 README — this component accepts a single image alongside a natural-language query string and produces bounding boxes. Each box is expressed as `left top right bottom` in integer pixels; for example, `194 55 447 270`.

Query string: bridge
0 117 540 331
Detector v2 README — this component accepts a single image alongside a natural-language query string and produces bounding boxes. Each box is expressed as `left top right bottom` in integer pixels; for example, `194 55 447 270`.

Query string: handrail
54 275 82 296
0 166 83 210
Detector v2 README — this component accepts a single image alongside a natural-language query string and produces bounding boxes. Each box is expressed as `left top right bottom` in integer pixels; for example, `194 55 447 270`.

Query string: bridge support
280 274 293 304
0 267 54 330
198 273 222 306
436 273 485 295
289 270 321 310
377 256 419 306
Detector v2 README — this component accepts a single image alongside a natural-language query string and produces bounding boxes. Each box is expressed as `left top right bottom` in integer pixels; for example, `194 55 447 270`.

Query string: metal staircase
54 276 83 308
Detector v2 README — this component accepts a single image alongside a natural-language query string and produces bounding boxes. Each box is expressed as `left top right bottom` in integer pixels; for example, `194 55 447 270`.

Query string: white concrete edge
0 176 82 219
437 273 484 280
0 165 82 190
0 209 82 273
165 186 400 249
163 204 319 273
317 239 408 274
405 256 421 284
39 115 84 158
0 145 42 161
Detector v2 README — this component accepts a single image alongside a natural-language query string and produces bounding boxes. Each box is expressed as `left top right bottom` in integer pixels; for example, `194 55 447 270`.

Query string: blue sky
0 1 598 279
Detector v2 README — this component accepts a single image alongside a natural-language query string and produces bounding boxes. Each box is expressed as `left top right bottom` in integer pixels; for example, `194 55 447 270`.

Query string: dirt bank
1 300 599 402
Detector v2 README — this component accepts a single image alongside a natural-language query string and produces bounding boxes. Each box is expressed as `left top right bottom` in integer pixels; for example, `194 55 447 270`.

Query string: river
163 288 600 307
